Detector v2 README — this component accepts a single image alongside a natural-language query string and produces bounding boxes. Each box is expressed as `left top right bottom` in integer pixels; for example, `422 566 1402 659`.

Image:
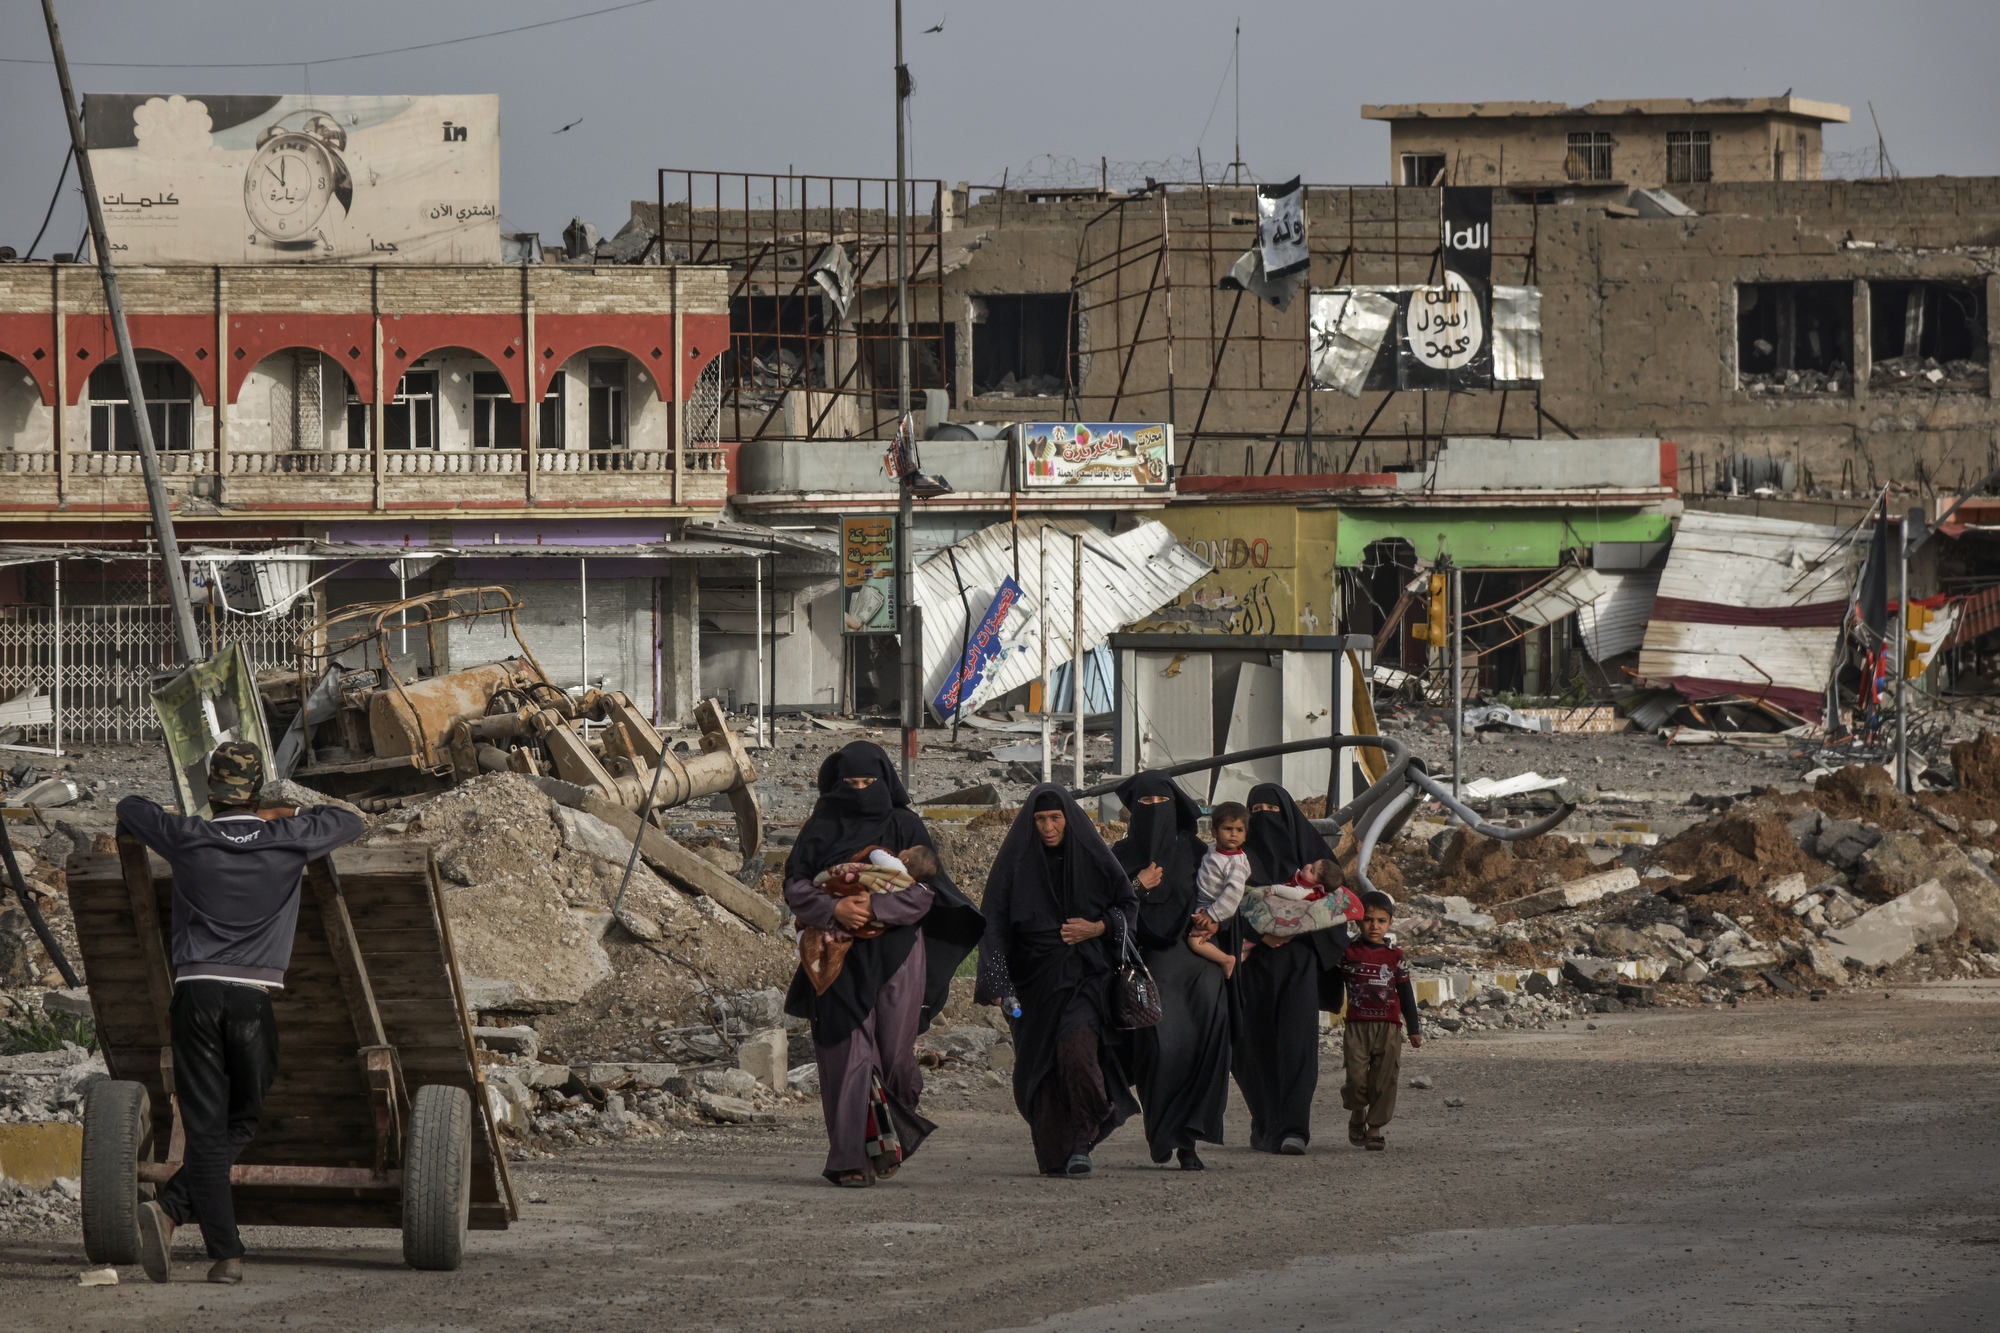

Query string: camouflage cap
207 741 264 804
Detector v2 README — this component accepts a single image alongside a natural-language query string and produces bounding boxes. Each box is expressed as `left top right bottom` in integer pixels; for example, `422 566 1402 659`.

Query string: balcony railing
71 450 217 476
228 450 374 475
0 444 729 505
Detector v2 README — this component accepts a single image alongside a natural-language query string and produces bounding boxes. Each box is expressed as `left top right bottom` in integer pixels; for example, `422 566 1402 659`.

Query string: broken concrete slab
460 975 521 1013
1813 819 1883 869
695 1091 773 1125
1825 880 1959 968
1764 873 1811 905
736 1027 789 1092
473 1025 539 1060
1493 867 1642 921
1803 940 1851 986
40 988 91 1020
1858 832 2000 949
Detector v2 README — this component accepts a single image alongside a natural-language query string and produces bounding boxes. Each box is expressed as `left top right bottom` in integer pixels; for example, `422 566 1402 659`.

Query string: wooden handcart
66 838 518 1270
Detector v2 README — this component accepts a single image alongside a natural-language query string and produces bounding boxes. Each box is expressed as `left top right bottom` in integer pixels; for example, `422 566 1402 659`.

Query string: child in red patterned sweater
1334 890 1421 1150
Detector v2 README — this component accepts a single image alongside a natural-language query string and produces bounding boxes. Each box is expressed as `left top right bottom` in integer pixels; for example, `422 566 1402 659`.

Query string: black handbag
1111 925 1164 1030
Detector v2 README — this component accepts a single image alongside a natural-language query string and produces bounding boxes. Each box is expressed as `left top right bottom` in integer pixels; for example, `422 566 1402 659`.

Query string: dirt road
7 987 1997 1331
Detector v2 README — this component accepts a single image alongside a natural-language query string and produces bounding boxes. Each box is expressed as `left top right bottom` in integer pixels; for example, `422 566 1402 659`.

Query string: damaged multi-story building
1 90 1995 744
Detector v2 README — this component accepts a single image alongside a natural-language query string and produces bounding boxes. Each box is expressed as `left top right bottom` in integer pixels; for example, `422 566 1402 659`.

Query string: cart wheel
402 1084 471 1271
81 1079 153 1266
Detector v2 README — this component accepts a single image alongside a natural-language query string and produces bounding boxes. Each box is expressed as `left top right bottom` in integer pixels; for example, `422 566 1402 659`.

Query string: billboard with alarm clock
82 93 500 264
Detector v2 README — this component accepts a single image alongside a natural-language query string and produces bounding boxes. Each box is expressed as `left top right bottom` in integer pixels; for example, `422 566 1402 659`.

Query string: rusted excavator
258 586 761 856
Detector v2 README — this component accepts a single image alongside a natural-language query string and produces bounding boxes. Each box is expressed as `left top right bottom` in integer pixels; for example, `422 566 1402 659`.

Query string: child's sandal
1364 1132 1386 1151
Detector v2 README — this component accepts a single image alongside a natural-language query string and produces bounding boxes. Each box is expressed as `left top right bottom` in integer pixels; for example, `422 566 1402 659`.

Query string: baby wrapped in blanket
1238 856 1364 938
797 845 940 993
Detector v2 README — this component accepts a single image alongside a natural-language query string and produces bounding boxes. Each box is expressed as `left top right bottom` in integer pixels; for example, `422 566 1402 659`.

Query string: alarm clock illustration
243 110 355 247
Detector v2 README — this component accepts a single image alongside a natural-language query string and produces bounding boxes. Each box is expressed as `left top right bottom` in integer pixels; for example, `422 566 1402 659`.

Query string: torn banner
1257 177 1308 279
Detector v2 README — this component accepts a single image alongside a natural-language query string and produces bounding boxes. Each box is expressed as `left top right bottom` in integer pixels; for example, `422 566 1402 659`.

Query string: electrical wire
0 0 664 68
22 146 72 259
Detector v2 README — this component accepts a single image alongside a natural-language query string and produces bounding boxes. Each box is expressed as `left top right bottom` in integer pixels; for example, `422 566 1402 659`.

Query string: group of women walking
782 741 1351 1184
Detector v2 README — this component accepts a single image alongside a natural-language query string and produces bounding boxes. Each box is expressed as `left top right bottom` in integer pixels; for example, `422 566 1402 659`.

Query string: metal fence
0 599 315 747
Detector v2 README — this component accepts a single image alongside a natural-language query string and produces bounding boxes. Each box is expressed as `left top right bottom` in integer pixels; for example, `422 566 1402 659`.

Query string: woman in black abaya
782 742 984 1185
976 784 1140 1178
1112 772 1231 1170
1231 780 1342 1155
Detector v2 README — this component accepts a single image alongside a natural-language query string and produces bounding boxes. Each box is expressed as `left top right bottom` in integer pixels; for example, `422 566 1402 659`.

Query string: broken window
972 294 1076 397
726 295 824 391
861 321 954 406
1737 282 1852 394
1870 281 1989 392
89 361 194 451
472 372 519 449
384 370 438 450
587 360 627 451
1564 132 1614 182
1400 152 1446 187
1666 130 1711 184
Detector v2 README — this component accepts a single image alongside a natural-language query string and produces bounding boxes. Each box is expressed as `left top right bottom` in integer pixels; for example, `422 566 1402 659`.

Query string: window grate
1564 132 1614 182
1666 130 1712 184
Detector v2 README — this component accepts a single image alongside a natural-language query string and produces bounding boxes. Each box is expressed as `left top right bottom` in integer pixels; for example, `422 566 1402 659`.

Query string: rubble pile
1870 354 1988 393
0 1043 103 1125
366 773 794 1017
1394 740 2000 1020
0 1175 80 1237
476 984 1016 1155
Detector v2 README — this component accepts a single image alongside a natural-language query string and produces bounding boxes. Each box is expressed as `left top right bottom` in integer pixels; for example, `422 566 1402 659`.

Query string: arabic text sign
83 93 500 264
933 577 1024 720
842 515 898 634
1019 423 1172 489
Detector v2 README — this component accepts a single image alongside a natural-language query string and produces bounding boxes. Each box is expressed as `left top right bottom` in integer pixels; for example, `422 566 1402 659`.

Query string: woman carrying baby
781 742 983 1186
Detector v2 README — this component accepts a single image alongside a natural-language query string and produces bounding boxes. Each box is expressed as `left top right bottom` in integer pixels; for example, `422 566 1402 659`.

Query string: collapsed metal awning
912 517 1210 721
1635 510 1865 720
1506 565 1661 661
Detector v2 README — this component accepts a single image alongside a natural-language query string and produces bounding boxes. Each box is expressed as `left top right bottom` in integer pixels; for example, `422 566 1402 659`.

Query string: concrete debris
76 1266 117 1287
1493 867 1642 920
1825 881 1959 970
736 1028 790 1092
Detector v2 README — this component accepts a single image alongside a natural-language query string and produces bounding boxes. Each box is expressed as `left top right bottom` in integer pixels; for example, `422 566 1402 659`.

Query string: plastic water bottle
1003 995 1022 1020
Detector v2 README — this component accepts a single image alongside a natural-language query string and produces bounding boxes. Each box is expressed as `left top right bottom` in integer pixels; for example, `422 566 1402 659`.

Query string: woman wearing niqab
1232 780 1343 1154
976 784 1140 1177
782 742 984 1185
1112 772 1231 1170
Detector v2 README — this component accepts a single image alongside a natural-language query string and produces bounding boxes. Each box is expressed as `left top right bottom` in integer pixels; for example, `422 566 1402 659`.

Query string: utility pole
42 0 203 666
1450 561 1464 800
1072 532 1085 789
1896 506 1916 792
893 0 917 784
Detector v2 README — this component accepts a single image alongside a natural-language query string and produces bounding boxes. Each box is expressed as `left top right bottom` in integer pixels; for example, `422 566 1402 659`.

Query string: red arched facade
0 315 58 405
63 314 219 407
227 315 376 402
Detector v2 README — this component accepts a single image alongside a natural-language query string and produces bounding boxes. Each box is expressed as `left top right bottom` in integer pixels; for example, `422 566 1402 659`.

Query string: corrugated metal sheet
913 517 1210 720
1505 566 1658 660
1636 510 1864 718
1579 571 1660 660
1508 566 1604 627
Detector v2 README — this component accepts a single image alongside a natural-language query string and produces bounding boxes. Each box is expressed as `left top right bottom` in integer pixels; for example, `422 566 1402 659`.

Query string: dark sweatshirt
116 795 366 987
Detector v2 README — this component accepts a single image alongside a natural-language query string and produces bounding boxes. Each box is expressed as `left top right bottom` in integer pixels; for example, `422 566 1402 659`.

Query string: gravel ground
3 986 1995 1330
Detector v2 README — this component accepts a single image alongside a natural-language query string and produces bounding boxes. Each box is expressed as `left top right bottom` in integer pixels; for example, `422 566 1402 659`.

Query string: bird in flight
922 13 945 33
552 117 584 134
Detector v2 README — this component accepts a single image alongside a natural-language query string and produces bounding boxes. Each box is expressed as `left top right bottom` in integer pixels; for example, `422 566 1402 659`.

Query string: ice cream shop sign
1017 423 1172 489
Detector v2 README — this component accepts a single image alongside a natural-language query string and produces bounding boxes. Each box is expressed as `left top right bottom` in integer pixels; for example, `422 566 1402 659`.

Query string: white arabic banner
83 94 501 264
1257 177 1308 280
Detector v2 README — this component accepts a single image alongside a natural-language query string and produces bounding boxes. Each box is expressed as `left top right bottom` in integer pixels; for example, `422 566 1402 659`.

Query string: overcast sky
3 0 1997 254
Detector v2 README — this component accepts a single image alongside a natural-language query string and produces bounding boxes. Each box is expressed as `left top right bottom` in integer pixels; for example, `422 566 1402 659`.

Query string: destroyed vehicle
258 586 761 853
